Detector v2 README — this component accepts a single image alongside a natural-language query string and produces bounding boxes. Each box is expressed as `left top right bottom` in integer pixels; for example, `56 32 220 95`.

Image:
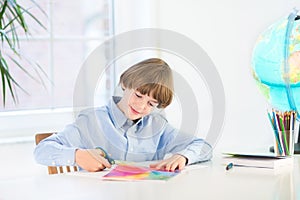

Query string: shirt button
52 161 56 165
67 160 71 164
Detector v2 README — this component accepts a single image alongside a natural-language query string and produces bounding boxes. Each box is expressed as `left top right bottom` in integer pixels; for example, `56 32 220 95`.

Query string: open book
222 152 293 169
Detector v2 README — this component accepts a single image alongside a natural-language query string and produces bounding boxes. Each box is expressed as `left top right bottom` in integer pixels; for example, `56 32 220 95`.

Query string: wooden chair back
35 133 78 175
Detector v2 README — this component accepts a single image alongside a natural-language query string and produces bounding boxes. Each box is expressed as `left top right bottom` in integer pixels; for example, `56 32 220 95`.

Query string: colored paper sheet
102 164 179 181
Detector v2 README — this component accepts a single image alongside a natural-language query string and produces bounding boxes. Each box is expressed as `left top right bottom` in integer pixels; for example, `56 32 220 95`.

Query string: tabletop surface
1 153 299 200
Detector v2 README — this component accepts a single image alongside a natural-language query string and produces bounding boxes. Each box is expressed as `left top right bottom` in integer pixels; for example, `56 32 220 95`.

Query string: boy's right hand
75 149 112 172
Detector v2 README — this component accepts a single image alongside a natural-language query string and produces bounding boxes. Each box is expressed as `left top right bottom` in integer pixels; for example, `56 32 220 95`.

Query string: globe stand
269 124 300 154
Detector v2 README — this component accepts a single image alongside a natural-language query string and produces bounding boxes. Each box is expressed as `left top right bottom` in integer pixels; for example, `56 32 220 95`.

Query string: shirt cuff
54 147 78 166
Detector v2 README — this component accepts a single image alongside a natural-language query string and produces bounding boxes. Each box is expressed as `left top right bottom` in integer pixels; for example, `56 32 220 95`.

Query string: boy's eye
148 102 159 107
135 93 142 98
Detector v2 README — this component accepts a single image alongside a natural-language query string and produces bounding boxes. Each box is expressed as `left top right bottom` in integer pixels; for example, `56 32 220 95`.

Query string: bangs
137 83 173 108
119 58 174 108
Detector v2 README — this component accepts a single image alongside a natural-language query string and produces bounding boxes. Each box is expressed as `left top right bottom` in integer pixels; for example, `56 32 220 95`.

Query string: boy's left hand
149 154 187 172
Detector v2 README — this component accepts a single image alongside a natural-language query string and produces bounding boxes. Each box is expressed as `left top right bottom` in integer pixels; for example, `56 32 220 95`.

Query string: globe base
269 143 300 154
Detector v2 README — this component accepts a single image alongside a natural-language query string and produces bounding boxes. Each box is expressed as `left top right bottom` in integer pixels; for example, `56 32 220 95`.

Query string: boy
34 58 212 172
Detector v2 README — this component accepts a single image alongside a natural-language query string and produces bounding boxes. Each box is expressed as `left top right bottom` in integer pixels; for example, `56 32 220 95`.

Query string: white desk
1 155 299 200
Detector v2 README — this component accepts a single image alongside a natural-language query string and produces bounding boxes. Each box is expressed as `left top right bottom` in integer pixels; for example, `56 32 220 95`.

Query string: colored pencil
268 109 297 156
279 116 290 155
267 111 283 154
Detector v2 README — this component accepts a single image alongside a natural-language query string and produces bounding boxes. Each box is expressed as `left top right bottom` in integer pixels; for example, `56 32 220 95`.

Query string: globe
251 10 300 116
252 10 300 154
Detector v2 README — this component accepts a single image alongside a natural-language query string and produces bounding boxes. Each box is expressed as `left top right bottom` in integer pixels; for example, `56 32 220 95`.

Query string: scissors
95 147 115 165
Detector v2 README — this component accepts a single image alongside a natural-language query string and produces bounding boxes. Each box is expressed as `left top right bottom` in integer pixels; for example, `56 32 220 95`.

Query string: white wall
114 0 300 152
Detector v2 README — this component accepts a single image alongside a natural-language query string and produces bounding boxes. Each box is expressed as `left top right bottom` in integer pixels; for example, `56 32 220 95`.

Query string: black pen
225 162 233 170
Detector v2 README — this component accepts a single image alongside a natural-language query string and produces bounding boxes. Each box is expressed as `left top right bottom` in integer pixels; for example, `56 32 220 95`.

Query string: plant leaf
0 0 47 106
0 60 7 105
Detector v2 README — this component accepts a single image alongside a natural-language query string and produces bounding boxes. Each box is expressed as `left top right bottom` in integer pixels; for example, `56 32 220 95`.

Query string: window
0 0 114 139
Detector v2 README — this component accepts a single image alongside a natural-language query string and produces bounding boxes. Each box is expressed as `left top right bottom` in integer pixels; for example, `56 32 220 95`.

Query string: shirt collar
109 96 128 129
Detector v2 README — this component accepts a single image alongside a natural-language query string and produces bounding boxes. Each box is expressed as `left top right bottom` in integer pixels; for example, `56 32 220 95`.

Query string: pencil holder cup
274 130 295 156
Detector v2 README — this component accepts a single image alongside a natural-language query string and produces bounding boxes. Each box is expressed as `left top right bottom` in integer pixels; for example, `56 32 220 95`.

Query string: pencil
267 111 283 154
279 116 290 155
273 110 285 155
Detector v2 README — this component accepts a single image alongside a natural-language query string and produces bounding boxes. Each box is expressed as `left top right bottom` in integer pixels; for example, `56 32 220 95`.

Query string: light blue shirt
34 96 212 166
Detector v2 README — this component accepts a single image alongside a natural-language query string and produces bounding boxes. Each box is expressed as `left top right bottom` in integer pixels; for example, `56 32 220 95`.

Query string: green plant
0 0 46 106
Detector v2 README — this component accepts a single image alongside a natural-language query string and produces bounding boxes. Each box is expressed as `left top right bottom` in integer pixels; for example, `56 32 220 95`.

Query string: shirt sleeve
33 113 90 166
161 124 213 165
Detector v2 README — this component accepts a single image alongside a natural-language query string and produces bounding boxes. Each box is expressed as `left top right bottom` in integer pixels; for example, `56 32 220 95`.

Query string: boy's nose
136 99 147 110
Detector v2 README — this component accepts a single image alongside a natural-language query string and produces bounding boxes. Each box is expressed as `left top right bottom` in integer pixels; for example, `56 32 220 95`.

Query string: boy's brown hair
119 58 174 108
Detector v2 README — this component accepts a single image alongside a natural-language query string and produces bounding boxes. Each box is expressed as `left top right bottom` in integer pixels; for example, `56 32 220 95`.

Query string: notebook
222 152 293 169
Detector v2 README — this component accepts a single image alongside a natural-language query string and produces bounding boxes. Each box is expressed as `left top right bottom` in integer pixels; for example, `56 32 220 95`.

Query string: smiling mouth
130 106 140 115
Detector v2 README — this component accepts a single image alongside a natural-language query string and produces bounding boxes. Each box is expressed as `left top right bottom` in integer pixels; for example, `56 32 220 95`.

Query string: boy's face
118 88 159 120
